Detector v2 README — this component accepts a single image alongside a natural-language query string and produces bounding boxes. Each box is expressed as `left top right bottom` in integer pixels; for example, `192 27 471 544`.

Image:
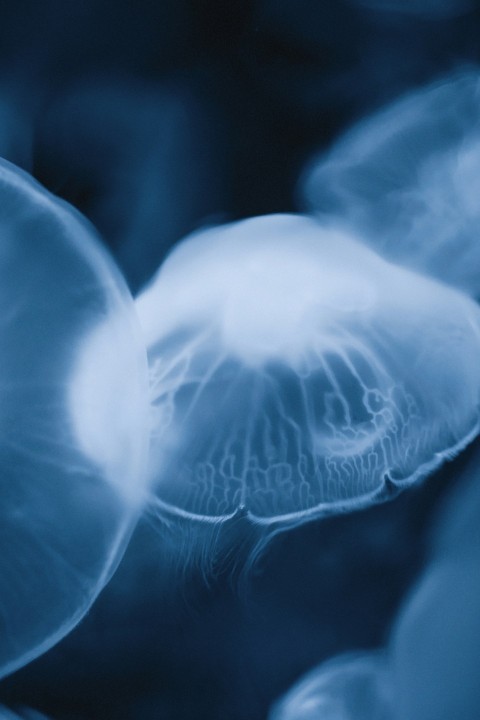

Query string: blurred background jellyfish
0 159 149 678
269 438 480 720
268 651 392 720
0 707 49 720
346 0 474 19
301 70 480 296
136 213 480 569
390 441 480 720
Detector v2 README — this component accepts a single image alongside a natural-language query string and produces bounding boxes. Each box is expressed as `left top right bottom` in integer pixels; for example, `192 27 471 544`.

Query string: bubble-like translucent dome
0 159 149 678
301 71 480 296
136 213 480 525
269 652 392 720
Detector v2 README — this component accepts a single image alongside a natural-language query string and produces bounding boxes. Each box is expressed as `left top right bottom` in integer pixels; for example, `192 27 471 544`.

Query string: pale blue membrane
0 706 49 720
302 70 480 297
0 159 150 678
135 214 480 573
270 444 480 720
391 446 480 719
269 651 393 720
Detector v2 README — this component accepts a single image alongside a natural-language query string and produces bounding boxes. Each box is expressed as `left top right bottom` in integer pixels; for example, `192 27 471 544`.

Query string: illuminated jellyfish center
221 245 374 367
136 214 480 525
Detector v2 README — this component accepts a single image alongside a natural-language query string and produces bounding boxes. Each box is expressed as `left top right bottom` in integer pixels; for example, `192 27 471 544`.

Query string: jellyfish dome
301 70 480 296
390 448 480 720
136 213 480 526
268 652 392 720
0 708 49 720
0 159 149 678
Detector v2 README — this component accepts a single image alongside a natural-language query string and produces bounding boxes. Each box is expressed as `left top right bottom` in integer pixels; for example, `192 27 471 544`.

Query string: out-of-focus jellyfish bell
301 71 480 297
136 214 480 528
269 652 392 720
0 707 49 720
346 0 474 18
0 159 149 677
390 445 480 719
271 444 480 720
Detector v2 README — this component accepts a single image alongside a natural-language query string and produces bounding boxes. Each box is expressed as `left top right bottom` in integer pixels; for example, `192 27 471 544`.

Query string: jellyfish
390 444 480 719
136 214 480 556
268 652 393 720
0 708 49 720
346 0 474 18
0 158 150 678
301 70 480 296
277 444 480 720
270 441 480 720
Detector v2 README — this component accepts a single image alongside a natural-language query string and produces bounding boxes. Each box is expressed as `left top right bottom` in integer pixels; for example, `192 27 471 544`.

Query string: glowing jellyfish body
269 652 392 720
136 214 480 526
0 159 149 678
302 71 480 296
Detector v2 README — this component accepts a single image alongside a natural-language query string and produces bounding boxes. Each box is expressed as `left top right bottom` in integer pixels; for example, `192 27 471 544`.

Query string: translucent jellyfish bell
269 652 393 720
0 708 49 720
0 159 149 678
390 448 480 720
270 447 480 720
301 71 480 296
136 214 480 526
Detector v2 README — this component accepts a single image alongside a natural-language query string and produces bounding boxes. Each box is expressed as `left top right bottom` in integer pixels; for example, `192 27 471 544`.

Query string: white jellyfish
269 651 393 720
136 213 480 532
301 70 480 296
0 159 150 678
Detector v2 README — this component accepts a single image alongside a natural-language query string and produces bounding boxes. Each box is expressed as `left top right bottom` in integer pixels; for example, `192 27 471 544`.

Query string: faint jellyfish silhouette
0 159 150 678
301 70 480 296
269 652 392 720
0 707 49 720
270 442 480 720
390 442 480 720
268 417 480 720
346 0 474 18
136 213 480 567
